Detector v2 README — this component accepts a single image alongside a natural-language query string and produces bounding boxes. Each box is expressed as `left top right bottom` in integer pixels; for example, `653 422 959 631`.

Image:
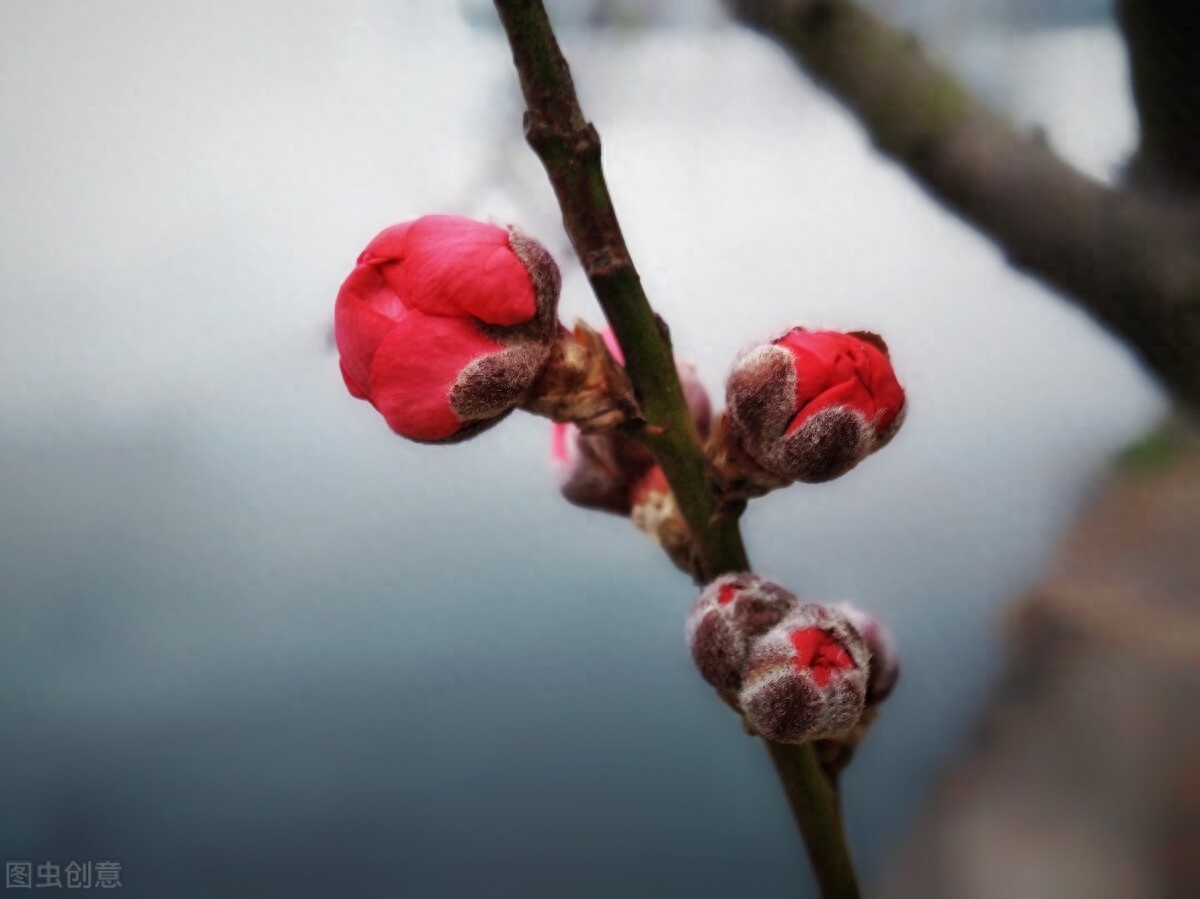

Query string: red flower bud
739 604 869 743
685 573 799 693
725 328 905 483
335 215 560 442
836 602 900 704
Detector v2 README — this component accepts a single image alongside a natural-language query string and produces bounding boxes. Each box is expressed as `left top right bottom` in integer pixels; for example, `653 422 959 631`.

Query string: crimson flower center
789 627 855 687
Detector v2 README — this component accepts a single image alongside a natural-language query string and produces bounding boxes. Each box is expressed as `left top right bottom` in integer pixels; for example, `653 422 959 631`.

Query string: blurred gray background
0 0 1163 896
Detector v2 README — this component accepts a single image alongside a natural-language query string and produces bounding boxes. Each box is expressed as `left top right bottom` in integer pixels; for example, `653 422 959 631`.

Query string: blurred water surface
0 1 1162 895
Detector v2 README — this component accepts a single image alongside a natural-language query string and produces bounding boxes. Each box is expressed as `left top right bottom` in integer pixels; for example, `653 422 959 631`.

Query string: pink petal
364 215 537 327
551 422 575 466
598 326 625 365
335 263 407 397
368 310 505 441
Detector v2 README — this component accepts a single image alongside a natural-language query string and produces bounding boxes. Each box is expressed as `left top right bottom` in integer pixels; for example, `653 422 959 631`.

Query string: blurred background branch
1117 0 1200 194
728 0 1200 414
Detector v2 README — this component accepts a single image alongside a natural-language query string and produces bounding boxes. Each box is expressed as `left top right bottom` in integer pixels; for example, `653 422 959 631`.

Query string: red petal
364 215 537 327
859 342 905 433
340 360 368 399
357 221 415 265
368 310 505 441
791 626 856 680
778 329 843 373
789 627 822 669
820 643 854 669
779 330 903 435
335 263 406 397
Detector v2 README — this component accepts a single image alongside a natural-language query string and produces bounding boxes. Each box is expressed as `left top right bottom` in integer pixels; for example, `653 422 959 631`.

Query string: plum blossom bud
836 602 900 703
739 604 869 743
550 329 712 516
552 422 654 515
685 573 799 694
725 328 905 483
335 215 560 442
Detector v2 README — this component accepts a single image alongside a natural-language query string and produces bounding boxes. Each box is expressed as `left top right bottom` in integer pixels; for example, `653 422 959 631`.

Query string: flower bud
552 423 654 515
335 215 560 442
725 328 905 483
549 329 712 515
629 465 674 533
685 573 799 693
836 602 900 703
739 604 869 743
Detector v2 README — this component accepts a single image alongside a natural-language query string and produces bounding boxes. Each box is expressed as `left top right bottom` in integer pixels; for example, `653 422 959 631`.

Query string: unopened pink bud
552 422 655 515
725 328 905 483
685 573 799 693
335 215 560 442
836 602 900 703
739 604 869 743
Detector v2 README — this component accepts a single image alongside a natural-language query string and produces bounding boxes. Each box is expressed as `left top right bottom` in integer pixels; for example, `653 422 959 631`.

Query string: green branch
767 742 860 898
491 0 745 584
491 2 860 896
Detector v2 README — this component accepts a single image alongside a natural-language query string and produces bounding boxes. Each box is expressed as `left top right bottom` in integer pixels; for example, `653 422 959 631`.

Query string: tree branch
492 0 746 584
729 0 1200 413
492 2 860 896
1117 0 1200 194
767 741 860 896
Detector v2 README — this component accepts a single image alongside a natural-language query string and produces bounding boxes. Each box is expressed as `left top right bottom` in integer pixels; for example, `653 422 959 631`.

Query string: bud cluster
549 334 712 576
686 574 899 746
552 353 710 510
335 216 907 516
333 221 906 746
